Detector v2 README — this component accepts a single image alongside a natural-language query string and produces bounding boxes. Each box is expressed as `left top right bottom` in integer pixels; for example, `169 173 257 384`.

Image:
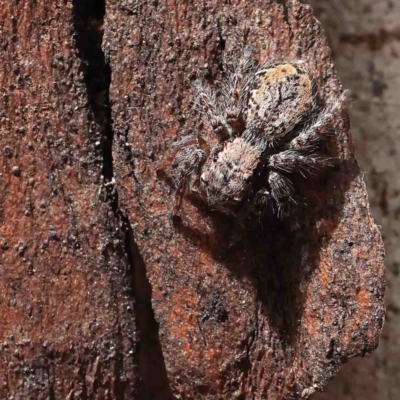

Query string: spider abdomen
247 63 314 139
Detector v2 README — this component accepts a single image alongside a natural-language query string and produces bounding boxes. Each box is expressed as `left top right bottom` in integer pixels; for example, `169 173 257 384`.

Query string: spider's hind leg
265 94 350 223
289 92 350 154
267 99 343 177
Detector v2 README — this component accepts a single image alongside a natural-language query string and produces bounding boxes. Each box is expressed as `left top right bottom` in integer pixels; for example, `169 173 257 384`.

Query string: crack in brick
71 0 173 398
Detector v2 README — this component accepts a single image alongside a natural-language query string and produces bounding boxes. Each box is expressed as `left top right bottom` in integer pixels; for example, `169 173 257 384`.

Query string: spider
159 47 346 222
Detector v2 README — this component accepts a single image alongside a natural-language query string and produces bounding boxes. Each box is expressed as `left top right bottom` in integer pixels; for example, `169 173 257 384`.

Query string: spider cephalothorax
199 136 264 214
159 48 345 220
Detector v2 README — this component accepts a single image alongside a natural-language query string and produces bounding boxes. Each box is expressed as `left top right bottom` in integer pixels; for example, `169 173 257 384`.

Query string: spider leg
221 47 256 134
160 136 209 216
210 142 224 161
227 186 271 247
268 171 298 219
265 111 334 218
157 137 201 172
289 92 348 153
267 98 345 177
157 135 209 173
173 179 189 216
192 81 231 139
265 95 349 222
235 187 270 219
251 188 271 211
268 150 332 177
289 117 332 154
197 135 211 159
192 47 256 139
157 133 210 216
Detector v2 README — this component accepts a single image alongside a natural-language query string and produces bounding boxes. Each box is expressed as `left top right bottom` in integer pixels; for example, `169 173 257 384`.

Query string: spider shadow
173 159 358 347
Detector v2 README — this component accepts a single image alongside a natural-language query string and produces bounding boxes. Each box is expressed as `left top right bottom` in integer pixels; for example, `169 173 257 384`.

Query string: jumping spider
160 47 346 222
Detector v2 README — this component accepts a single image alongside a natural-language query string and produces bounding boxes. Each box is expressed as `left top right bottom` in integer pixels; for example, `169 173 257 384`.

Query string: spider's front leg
238 171 297 222
230 186 271 227
221 46 255 135
192 81 231 140
228 186 275 247
158 135 209 216
193 48 255 140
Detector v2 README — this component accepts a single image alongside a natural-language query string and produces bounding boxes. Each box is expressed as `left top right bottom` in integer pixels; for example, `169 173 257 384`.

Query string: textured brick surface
0 1 138 398
0 0 385 398
308 1 398 399
103 1 385 398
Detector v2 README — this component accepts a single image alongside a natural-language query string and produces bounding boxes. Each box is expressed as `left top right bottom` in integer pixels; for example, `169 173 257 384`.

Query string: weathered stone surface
103 0 385 399
307 1 398 399
0 1 138 398
0 0 386 398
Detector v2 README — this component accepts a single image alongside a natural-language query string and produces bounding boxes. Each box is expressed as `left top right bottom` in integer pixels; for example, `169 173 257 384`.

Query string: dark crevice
77 363 88 400
71 0 113 182
47 360 56 400
276 0 290 24
125 226 175 400
71 1 173 398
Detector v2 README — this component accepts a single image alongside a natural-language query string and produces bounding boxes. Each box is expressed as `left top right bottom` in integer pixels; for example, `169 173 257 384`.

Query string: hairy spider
159 47 346 221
